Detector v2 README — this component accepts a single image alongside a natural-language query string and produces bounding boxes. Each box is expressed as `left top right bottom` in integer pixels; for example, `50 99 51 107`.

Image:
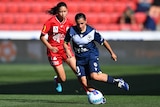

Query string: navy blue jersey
65 25 104 59
65 25 105 77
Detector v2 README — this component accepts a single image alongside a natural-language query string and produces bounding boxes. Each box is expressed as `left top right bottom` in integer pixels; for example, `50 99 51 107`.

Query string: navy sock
107 75 115 84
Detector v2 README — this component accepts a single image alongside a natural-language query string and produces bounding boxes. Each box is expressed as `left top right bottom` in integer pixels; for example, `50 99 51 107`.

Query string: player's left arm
64 29 72 58
103 40 117 61
94 30 117 61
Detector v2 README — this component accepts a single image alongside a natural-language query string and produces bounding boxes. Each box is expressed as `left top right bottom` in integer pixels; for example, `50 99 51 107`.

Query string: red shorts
48 48 74 66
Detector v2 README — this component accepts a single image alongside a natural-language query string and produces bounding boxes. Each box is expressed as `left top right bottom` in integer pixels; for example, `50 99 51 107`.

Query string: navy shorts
76 56 102 77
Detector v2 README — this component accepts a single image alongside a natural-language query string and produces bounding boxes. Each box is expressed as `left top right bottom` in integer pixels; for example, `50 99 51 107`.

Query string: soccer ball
87 90 106 104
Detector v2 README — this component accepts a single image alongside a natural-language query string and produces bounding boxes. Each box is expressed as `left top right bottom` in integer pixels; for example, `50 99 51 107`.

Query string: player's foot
54 76 62 93
115 78 129 91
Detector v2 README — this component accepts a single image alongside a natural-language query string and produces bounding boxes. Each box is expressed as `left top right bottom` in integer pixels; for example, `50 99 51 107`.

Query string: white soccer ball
87 90 105 104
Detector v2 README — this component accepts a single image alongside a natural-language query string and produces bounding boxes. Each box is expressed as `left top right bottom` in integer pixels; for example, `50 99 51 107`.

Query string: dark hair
75 13 86 21
47 2 67 15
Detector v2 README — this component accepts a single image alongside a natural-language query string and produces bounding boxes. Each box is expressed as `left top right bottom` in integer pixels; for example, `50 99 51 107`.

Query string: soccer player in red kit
40 2 76 93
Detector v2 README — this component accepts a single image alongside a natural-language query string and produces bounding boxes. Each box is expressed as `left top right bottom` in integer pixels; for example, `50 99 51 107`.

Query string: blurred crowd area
0 0 160 31
0 40 160 64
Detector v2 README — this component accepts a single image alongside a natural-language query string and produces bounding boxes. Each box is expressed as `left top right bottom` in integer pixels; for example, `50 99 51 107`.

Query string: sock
56 78 59 83
107 75 115 84
54 77 59 83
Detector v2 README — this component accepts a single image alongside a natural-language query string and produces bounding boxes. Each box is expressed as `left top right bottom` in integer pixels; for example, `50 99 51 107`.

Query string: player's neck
80 26 87 33
56 15 65 23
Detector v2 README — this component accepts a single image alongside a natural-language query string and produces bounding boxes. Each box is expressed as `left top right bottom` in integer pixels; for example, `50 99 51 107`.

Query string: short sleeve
64 28 71 43
94 30 104 45
41 21 51 35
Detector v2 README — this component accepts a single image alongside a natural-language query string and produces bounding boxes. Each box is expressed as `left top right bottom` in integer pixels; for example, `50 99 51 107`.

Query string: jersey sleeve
94 30 104 45
41 21 51 35
64 28 71 43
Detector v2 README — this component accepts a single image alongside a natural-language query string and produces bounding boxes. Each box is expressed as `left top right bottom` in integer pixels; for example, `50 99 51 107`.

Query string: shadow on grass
0 74 160 95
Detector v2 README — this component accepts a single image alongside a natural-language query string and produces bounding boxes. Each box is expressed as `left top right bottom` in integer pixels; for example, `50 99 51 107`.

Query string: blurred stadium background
0 0 160 64
0 1 160 106
0 0 160 31
0 0 160 91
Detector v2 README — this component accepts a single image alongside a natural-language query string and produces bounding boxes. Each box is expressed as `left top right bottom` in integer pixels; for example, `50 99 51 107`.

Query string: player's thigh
89 58 101 73
90 72 107 82
76 65 89 77
48 55 63 67
62 48 76 71
48 56 66 82
65 56 76 73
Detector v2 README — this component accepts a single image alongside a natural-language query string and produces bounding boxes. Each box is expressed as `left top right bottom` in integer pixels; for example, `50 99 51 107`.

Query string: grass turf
0 64 160 107
0 95 159 107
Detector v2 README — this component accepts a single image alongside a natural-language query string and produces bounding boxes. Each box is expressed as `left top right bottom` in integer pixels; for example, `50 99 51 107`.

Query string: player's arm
64 29 72 58
94 30 117 61
103 40 117 61
40 33 58 53
40 23 58 53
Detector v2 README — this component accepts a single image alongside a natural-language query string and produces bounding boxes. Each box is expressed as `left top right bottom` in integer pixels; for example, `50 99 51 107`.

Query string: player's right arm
40 33 58 53
40 24 58 53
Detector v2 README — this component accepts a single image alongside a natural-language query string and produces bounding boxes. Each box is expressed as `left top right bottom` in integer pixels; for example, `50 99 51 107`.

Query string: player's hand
50 47 58 53
111 53 117 61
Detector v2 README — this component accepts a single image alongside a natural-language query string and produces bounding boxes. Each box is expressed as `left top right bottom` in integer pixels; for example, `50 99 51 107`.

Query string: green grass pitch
0 64 160 107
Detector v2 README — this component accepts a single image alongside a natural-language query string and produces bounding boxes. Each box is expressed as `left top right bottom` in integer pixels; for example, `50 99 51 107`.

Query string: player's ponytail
47 2 67 15
47 6 57 15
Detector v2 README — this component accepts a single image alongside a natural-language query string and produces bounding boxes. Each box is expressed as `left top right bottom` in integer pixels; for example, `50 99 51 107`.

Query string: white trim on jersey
72 30 95 45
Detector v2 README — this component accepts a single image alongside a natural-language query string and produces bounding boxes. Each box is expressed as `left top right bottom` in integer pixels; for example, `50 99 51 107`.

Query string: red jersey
41 15 73 57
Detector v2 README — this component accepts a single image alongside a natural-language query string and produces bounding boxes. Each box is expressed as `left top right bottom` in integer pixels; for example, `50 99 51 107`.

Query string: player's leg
89 58 129 91
53 64 66 82
90 72 116 86
89 58 112 83
90 72 108 82
79 76 95 93
79 76 89 92
65 56 77 74
90 72 129 91
64 45 77 75
48 56 66 92
76 65 95 93
64 49 96 92
52 64 66 92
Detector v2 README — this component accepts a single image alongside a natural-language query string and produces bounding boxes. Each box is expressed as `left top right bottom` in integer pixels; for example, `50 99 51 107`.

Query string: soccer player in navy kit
64 13 129 93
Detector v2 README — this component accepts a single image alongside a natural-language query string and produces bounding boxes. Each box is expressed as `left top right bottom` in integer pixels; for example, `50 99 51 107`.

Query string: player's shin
78 77 95 94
